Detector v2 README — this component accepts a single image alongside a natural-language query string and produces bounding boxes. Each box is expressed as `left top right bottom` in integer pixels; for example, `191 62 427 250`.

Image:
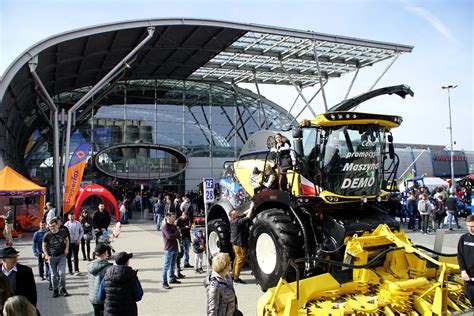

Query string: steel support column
29 57 62 216
344 67 360 101
278 59 317 117
312 42 328 111
252 71 268 128
63 27 155 207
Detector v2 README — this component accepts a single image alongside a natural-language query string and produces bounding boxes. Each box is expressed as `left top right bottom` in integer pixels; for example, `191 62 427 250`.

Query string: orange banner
63 143 91 213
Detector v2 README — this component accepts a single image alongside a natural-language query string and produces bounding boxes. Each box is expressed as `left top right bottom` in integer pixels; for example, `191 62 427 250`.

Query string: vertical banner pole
203 177 214 274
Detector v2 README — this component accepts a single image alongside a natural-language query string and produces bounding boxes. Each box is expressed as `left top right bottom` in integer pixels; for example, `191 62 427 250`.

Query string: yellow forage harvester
257 224 472 315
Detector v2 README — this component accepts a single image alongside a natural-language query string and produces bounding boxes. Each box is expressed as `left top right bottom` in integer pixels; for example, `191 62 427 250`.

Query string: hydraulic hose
412 244 458 257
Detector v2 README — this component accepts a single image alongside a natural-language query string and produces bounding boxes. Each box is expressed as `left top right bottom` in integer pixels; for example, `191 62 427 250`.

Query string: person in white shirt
64 213 84 275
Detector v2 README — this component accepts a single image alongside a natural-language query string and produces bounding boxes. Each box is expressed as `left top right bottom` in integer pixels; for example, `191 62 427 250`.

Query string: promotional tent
0 166 46 233
73 184 120 220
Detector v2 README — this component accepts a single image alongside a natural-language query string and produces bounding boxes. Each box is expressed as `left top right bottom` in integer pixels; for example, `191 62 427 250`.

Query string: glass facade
23 80 293 194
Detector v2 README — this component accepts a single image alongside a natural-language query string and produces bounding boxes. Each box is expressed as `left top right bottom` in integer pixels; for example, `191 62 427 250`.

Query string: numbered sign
204 178 214 203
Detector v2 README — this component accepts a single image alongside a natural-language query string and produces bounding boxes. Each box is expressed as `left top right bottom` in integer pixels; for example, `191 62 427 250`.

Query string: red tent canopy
73 184 119 220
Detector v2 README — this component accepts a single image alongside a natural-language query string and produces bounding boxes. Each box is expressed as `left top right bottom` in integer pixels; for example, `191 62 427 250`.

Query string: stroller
97 229 115 257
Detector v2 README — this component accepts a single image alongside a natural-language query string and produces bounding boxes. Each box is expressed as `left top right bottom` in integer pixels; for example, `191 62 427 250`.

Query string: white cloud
404 2 459 45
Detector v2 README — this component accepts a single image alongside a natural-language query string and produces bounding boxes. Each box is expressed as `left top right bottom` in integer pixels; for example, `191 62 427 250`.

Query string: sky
1 0 473 150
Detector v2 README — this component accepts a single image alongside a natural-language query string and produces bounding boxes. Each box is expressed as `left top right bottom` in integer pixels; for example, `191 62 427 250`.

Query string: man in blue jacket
98 252 143 316
32 221 48 280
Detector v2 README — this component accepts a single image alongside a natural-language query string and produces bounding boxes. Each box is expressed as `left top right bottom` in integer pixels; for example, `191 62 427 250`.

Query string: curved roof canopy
0 18 412 169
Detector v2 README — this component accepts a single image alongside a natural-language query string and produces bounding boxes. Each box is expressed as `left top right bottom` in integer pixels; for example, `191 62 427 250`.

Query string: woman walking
80 209 93 261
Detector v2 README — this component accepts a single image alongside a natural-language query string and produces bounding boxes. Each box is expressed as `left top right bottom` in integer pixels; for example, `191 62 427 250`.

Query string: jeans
3 223 13 243
162 250 178 284
465 281 474 305
120 211 129 224
67 243 80 272
447 211 455 229
232 245 247 279
37 253 46 278
421 215 430 233
194 252 203 270
154 213 163 230
49 255 67 290
183 238 191 265
81 236 91 260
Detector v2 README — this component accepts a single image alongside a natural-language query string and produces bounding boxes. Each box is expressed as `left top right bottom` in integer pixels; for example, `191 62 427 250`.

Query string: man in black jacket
98 252 143 316
446 192 460 230
229 207 253 284
458 215 474 304
93 203 111 242
0 247 37 306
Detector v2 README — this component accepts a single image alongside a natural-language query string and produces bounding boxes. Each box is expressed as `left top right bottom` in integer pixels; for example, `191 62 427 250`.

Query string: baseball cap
115 252 133 265
0 247 19 259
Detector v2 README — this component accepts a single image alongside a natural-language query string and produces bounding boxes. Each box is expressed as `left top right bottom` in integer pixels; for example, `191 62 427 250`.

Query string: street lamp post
441 84 457 192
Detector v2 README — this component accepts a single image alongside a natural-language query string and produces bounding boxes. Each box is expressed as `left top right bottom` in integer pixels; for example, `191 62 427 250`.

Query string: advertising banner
63 143 91 213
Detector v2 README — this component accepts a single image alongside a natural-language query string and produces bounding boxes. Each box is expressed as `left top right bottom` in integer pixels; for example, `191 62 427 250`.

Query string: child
192 229 206 273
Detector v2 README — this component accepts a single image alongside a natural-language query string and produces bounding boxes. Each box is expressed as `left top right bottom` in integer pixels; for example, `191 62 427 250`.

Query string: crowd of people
400 184 472 234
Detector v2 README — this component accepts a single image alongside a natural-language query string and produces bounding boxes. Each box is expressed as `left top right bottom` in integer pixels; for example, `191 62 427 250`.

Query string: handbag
84 231 93 241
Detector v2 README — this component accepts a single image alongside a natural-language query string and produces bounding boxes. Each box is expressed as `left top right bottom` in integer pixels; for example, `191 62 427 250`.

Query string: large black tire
207 218 232 262
248 208 302 291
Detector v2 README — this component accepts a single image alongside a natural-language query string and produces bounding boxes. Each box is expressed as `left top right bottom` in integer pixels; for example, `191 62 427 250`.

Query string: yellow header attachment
307 112 403 129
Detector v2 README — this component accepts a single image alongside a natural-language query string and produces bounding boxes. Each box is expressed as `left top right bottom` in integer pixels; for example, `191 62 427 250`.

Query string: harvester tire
207 218 232 263
248 208 301 291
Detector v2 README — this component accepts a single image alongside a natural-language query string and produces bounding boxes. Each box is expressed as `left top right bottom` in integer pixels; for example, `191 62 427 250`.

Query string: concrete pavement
7 218 473 315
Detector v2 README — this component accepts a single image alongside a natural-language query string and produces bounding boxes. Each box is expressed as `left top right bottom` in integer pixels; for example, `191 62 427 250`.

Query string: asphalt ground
6 217 473 315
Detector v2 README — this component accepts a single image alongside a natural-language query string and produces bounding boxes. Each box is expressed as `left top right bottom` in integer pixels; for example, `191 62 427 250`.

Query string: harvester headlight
353 114 357 119
333 197 339 202
330 114 336 120
361 196 368 203
376 196 382 202
338 114 343 119
345 114 350 119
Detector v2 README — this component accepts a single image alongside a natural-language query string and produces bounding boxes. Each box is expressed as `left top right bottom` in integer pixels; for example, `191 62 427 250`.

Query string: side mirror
292 127 303 138
252 167 261 175
387 134 395 159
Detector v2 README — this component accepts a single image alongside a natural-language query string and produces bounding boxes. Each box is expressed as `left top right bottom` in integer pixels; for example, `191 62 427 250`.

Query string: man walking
0 246 37 306
43 217 70 297
457 215 474 305
1 206 14 246
229 207 253 284
153 197 165 231
65 212 84 275
161 212 181 289
32 221 48 280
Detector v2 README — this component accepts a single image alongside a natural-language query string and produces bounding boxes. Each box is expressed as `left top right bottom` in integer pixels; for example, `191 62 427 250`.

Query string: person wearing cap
0 247 37 307
88 243 112 316
1 206 15 247
97 251 143 316
42 217 70 298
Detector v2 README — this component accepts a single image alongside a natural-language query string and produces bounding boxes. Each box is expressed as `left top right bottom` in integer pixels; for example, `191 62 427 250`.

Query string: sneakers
198 268 204 274
195 268 204 274
53 290 59 298
48 284 53 291
69 271 74 275
184 263 194 268
177 272 186 279
74 271 80 276
60 288 69 297
169 279 181 284
233 278 246 284
449 228 453 231
40 276 46 281
162 283 171 289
